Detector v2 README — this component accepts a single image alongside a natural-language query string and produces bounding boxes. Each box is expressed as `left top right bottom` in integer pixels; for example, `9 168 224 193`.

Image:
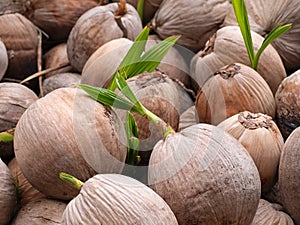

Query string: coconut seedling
217 111 284 192
0 39 8 80
59 173 178 224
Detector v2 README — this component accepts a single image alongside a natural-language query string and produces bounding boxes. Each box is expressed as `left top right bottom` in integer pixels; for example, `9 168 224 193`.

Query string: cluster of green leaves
232 0 292 70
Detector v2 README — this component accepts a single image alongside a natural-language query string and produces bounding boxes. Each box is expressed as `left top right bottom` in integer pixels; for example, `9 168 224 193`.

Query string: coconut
11 199 67 225
0 83 38 161
217 111 284 192
151 0 230 52
0 158 17 225
190 26 286 94
223 0 300 72
0 39 8 81
178 105 197 131
275 70 300 139
195 63 276 125
62 174 178 224
251 199 295 225
14 87 127 200
67 2 142 72
278 126 300 224
0 0 23 14
148 123 261 225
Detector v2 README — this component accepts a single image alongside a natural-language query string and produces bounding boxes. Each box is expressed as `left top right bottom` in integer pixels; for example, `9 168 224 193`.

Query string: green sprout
0 128 15 143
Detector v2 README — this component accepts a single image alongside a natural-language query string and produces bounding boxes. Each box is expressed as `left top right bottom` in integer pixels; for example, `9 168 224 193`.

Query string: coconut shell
217 111 284 192
11 199 67 225
190 26 286 94
152 0 230 52
148 123 261 225
223 0 300 72
14 87 127 200
67 3 142 72
62 174 178 225
275 70 300 139
195 63 276 125
0 39 8 80
0 158 17 225
278 127 300 224
251 199 295 225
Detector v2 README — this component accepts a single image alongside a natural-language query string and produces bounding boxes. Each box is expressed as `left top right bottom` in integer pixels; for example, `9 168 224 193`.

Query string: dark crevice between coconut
198 33 216 57
114 0 128 38
238 111 273 130
214 63 241 79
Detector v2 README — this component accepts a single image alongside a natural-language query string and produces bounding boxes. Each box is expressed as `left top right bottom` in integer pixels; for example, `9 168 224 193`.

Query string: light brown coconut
217 111 284 192
11 199 67 225
148 123 261 225
151 0 230 52
62 174 178 225
275 70 300 139
67 2 142 72
223 0 300 72
0 13 38 86
8 157 45 207
0 83 38 161
195 63 276 125
251 199 295 225
178 105 197 131
42 72 81 95
14 87 127 200
278 127 300 224
0 39 8 80
0 158 17 225
43 43 73 78
190 26 286 94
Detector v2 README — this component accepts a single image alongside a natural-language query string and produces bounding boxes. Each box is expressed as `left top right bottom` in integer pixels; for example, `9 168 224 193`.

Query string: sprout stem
115 0 127 17
137 0 145 21
59 172 84 190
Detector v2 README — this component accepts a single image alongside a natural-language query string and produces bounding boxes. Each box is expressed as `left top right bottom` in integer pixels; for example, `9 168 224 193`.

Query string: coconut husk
0 39 8 80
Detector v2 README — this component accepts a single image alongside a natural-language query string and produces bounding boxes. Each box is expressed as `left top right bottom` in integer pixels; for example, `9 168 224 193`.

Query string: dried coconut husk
0 158 17 225
195 63 276 125
42 72 81 96
148 123 261 225
278 127 300 224
67 2 142 72
190 26 286 94
0 83 38 161
0 0 23 15
11 199 67 225
151 0 230 52
0 39 8 80
251 199 295 225
8 157 45 207
62 174 178 224
275 70 300 139
43 43 73 78
14 87 127 200
0 13 38 86
217 111 284 193
178 105 197 131
223 0 300 72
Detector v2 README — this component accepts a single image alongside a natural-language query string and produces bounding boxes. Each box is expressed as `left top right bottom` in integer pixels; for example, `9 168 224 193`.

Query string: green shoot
232 0 292 70
0 128 15 143
125 112 140 165
137 0 145 22
59 172 84 190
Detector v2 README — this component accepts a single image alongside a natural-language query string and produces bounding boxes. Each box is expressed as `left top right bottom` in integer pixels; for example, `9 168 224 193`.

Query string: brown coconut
0 39 8 80
217 111 284 192
62 174 178 225
0 158 17 225
0 0 23 14
251 199 295 225
11 199 67 225
223 0 300 72
275 70 300 139
148 123 261 225
14 87 127 200
151 0 230 52
8 157 45 207
0 83 38 161
190 26 286 94
278 126 300 224
195 63 276 125
67 2 142 72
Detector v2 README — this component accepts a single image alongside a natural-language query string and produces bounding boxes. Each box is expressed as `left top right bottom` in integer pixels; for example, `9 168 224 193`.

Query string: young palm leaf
125 112 140 165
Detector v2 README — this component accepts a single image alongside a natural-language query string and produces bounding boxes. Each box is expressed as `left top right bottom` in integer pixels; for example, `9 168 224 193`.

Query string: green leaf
137 0 145 21
125 112 140 165
232 0 255 66
253 23 292 70
0 129 14 143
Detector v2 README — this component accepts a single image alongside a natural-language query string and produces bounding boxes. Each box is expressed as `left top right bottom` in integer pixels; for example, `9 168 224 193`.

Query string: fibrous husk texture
148 123 261 225
62 174 178 225
0 158 17 225
223 0 300 72
278 127 300 224
178 106 197 131
190 26 286 94
14 87 127 200
67 3 142 72
152 0 230 52
0 39 8 80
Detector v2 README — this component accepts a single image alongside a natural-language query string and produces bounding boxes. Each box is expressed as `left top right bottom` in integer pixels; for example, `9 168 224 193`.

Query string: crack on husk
214 63 240 79
238 111 273 130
